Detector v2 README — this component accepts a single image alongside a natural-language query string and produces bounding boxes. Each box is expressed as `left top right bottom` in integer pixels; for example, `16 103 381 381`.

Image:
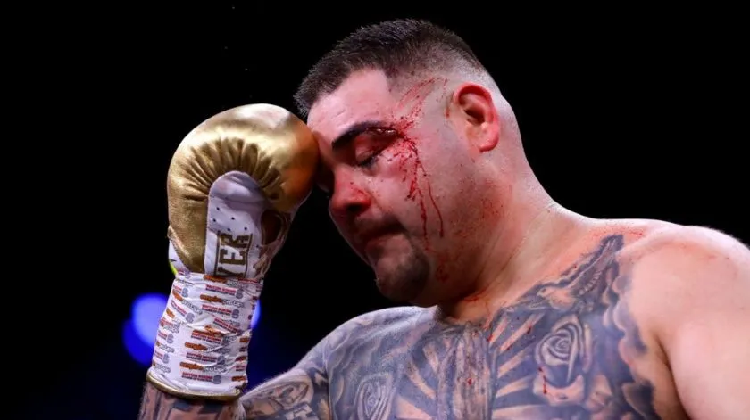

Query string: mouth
355 225 400 254
363 234 392 254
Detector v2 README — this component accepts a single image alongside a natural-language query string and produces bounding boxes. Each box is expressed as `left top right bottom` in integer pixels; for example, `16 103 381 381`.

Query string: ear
449 83 500 153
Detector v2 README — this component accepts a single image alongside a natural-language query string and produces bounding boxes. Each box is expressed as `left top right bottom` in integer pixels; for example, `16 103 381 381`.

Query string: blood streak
400 139 444 239
426 181 444 237
538 367 548 394
391 77 447 245
389 140 431 245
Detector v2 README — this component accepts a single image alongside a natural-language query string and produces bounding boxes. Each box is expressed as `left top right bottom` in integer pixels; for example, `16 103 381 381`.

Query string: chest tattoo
330 234 660 419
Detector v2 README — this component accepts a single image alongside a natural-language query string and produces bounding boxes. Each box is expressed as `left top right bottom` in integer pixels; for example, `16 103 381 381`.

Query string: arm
645 228 750 419
138 382 246 420
239 351 330 419
138 338 330 420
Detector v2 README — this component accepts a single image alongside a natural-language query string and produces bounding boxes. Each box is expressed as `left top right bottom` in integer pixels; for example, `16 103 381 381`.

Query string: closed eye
371 127 398 137
354 127 399 169
357 153 380 168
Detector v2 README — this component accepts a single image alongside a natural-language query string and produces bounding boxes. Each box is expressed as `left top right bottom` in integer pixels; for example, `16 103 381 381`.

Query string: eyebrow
331 119 389 152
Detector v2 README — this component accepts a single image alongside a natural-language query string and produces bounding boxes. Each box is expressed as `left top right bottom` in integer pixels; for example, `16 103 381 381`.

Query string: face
308 70 501 306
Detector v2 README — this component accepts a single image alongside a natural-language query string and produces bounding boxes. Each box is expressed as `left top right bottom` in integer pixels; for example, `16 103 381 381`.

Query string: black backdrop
18 4 746 419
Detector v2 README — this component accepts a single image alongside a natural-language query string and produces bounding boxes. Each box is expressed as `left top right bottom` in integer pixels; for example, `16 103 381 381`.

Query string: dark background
15 4 746 419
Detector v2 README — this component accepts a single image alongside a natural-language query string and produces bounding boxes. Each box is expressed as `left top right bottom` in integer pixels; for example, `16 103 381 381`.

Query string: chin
374 275 417 303
370 247 431 304
375 276 441 307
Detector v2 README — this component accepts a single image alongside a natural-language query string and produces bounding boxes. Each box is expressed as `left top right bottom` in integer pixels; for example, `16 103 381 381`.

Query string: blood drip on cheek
385 137 434 243
386 126 449 281
390 79 446 243
388 78 448 283
394 136 444 241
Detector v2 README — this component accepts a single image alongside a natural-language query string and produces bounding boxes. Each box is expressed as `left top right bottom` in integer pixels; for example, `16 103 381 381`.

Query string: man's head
296 20 533 306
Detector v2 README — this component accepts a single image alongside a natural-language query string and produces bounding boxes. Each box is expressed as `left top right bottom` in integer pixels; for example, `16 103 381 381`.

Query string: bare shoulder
340 306 426 329
323 306 428 352
605 221 750 418
591 217 749 276
619 220 750 289
606 219 750 340
624 219 748 256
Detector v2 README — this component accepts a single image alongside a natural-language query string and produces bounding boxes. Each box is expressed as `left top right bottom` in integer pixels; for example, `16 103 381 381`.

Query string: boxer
140 20 750 419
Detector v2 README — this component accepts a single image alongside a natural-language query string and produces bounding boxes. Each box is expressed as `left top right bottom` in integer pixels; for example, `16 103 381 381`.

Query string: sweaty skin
139 222 750 419
138 69 750 419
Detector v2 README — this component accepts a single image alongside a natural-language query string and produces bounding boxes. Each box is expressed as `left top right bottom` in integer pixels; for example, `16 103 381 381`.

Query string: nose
329 171 371 220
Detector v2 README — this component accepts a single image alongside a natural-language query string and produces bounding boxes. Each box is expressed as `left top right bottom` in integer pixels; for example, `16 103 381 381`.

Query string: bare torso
140 220 747 420
321 231 687 419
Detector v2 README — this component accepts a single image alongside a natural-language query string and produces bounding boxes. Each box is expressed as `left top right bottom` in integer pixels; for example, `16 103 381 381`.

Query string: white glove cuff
146 271 260 399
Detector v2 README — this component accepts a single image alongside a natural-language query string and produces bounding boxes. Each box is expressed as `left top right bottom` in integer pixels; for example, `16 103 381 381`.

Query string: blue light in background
123 292 262 366
132 293 169 344
123 292 168 366
123 318 156 366
251 301 261 329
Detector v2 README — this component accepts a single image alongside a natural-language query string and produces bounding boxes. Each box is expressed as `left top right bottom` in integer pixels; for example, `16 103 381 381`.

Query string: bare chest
324 235 689 419
327 307 665 420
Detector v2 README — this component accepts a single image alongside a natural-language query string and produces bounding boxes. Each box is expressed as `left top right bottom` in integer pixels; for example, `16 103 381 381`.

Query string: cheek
372 137 449 246
390 141 421 193
376 139 422 203
390 138 485 241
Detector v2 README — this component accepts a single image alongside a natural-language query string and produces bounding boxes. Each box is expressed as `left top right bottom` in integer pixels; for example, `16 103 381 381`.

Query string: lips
354 224 399 253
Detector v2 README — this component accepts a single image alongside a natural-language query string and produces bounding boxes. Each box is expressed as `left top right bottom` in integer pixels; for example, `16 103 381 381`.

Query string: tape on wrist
146 271 260 399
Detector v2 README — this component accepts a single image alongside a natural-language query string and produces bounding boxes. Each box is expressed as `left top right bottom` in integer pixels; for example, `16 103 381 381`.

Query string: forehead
307 70 397 146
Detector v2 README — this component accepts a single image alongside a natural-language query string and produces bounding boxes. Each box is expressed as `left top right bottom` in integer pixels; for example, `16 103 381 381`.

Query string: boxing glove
146 103 318 400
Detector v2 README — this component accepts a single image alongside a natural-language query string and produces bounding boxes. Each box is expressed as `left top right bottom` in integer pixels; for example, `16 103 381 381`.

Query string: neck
436 179 587 323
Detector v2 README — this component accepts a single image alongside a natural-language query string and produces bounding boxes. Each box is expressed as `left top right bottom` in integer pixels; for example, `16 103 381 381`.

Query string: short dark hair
294 19 486 118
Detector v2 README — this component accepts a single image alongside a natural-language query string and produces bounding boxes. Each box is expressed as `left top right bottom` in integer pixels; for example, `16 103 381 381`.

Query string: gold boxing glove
147 103 318 400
